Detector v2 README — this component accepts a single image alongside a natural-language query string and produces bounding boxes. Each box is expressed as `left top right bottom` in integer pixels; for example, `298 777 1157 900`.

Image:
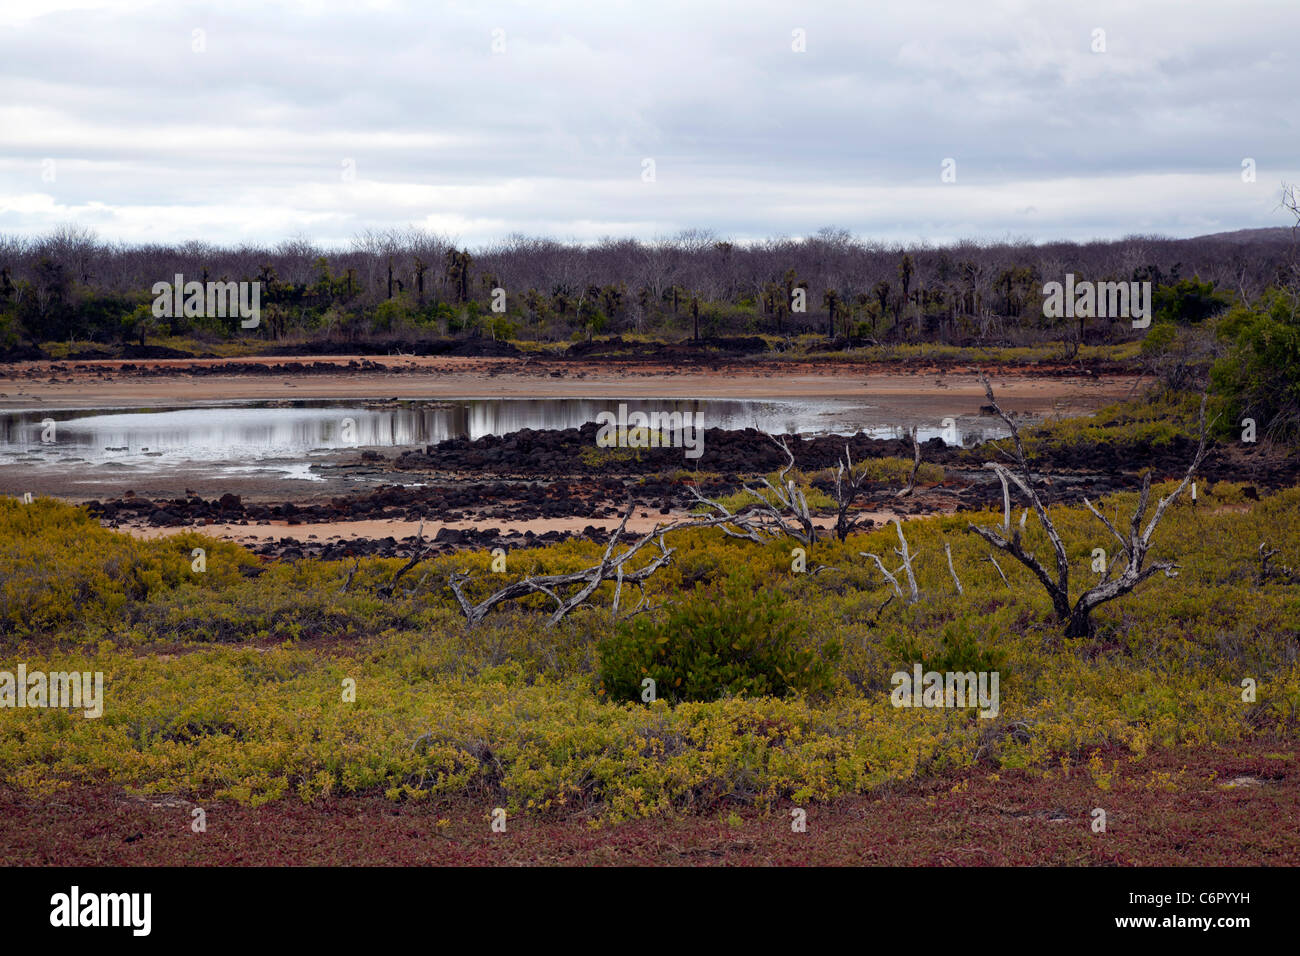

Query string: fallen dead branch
446 502 734 626
686 432 818 545
861 517 921 605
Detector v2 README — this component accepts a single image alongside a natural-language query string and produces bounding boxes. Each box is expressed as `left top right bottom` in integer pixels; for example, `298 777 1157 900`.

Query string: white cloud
0 0 1296 246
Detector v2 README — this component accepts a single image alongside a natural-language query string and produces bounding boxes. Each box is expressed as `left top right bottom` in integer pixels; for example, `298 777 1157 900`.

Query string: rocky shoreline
82 424 1298 561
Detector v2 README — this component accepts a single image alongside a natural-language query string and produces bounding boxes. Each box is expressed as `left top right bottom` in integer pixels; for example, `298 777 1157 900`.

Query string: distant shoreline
0 353 1142 411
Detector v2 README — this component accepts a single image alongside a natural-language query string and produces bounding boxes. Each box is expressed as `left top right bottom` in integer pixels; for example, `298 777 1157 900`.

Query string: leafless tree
830 444 872 541
378 522 430 598
967 379 1211 637
37 223 100 284
1256 541 1300 585
1280 182 1300 289
894 427 923 498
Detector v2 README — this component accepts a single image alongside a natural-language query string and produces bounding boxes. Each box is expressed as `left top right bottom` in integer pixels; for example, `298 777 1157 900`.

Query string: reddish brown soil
4 743 1294 866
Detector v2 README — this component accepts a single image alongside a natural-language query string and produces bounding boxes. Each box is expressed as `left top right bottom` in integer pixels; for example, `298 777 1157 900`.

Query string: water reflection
0 398 1010 475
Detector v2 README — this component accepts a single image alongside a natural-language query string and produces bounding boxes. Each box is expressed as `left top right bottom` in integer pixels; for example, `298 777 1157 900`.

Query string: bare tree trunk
968 379 1212 636
831 444 870 541
894 428 922 498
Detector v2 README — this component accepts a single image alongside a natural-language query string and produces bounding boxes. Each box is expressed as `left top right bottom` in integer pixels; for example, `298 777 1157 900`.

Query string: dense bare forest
2 224 1294 350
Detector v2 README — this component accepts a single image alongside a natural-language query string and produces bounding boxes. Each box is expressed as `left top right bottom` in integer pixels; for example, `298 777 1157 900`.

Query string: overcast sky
1 0 1297 248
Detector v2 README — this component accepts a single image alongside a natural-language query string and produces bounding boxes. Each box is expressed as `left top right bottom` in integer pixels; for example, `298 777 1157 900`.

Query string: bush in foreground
597 572 840 704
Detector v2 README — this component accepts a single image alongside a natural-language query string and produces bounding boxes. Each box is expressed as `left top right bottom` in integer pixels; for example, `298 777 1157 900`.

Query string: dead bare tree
446 503 732 627
378 522 429 598
1280 181 1300 288
682 483 766 544
1257 541 1300 585
894 428 923 498
610 555 669 621
339 557 361 594
830 444 872 541
967 379 1211 637
825 429 924 542
686 432 819 545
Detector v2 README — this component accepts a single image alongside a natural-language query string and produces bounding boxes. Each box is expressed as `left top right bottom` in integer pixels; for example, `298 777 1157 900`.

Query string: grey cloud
0 0 1296 246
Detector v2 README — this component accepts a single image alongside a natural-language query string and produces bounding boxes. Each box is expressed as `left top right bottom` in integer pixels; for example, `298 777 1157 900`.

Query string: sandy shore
119 509 912 547
0 355 1142 413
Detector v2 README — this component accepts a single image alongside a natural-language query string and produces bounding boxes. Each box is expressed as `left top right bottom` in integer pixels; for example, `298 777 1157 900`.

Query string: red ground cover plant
3 743 1294 866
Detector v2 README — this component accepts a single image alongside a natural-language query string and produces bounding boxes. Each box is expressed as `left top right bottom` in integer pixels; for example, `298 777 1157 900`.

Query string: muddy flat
0 355 1142 412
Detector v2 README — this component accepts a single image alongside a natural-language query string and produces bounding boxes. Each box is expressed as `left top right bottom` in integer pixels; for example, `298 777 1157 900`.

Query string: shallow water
0 398 1010 481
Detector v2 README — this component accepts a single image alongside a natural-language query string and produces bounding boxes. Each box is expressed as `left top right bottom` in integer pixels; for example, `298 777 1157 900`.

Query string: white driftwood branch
687 432 819 546
862 517 920 605
861 550 903 599
447 503 737 626
891 517 921 604
945 540 964 596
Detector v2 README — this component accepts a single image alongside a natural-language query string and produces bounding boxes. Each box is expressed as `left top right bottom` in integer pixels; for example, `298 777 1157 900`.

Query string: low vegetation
2 481 1296 821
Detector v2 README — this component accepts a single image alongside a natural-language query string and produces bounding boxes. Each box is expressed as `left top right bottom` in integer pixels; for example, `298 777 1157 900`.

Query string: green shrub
0 497 258 641
1153 279 1231 326
597 572 839 703
694 470 835 513
887 619 1007 676
1211 289 1300 443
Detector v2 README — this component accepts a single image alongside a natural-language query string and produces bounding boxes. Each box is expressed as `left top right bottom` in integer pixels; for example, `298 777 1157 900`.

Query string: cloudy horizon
1 0 1297 249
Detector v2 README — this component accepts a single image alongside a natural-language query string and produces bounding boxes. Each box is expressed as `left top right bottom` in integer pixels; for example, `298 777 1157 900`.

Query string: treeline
0 223 1295 350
